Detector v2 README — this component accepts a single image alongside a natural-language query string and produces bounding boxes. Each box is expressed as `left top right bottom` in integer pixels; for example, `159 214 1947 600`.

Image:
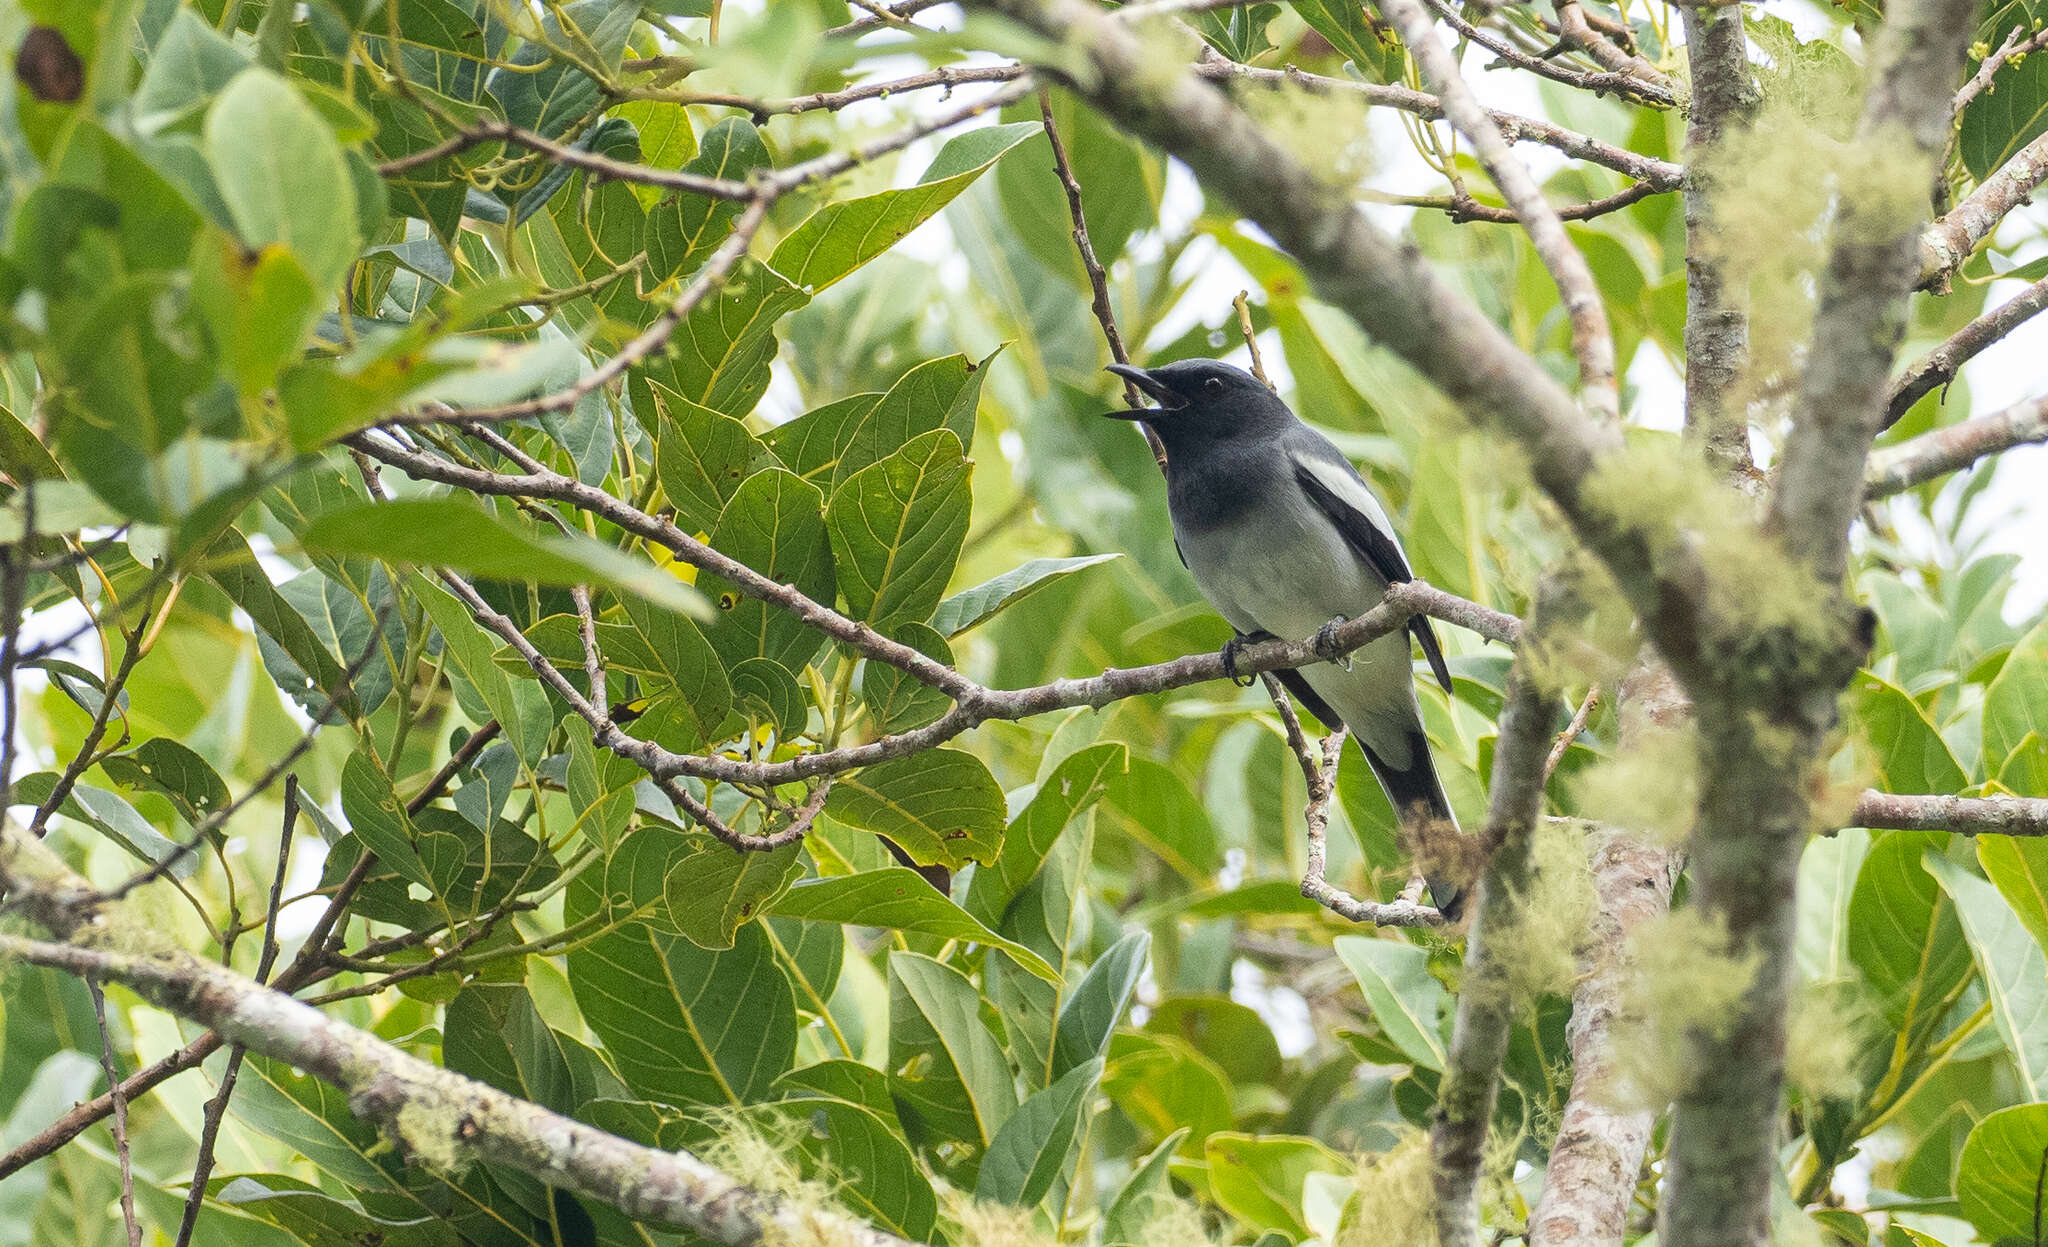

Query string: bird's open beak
1103 363 1182 418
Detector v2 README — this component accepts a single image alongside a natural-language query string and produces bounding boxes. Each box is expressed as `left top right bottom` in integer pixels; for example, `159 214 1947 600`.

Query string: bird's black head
1103 360 1294 449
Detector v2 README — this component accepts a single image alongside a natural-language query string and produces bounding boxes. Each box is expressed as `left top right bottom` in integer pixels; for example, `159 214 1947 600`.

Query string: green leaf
766 867 1058 982
300 497 709 618
644 118 772 283
1853 672 1968 794
1961 39 2048 181
763 1096 938 1239
826 749 1007 870
1052 929 1150 1078
858 622 955 734
98 737 229 829
975 1056 1103 1208
232 1058 395 1192
700 468 836 671
610 595 734 746
417 580 553 767
1291 0 1404 81
567 916 797 1107
1333 936 1449 1070
729 657 809 736
646 258 810 417
340 749 436 892
930 553 1122 637
1958 1104 2048 1244
965 742 1126 924
1204 1133 1351 1242
1849 832 1975 1037
770 121 1038 293
1105 1128 1191 1245
485 0 636 140
651 382 766 535
1986 616 2048 782
1145 997 1286 1087
663 837 805 950
1980 834 2048 957
204 68 359 293
13 775 196 879
1926 853 2048 1099
825 428 972 626
832 353 994 489
1101 1033 1233 1153
202 528 357 719
887 951 1019 1146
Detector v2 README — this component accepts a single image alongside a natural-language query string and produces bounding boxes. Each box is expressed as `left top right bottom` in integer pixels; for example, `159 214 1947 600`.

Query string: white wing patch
1295 452 1405 559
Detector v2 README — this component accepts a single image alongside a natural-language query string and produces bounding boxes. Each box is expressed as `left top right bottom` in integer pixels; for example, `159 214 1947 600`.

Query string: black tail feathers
1358 731 1466 921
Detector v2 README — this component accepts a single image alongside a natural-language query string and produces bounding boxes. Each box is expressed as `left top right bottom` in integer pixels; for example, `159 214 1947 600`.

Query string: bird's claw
1314 615 1353 671
1221 636 1256 688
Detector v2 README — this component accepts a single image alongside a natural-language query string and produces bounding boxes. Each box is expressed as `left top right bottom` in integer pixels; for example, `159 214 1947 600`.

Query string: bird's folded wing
1291 455 1455 696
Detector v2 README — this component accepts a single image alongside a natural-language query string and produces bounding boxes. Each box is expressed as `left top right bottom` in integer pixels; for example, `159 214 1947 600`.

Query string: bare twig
1549 0 1676 98
1193 54 1685 187
1422 0 1677 107
1883 276 2048 427
1038 86 1169 468
1259 675 1447 928
824 0 951 37
1377 0 1620 423
90 980 143 1247
1376 178 1667 224
375 119 751 193
1233 290 1272 389
173 778 301 1247
1543 685 1599 784
637 63 1028 117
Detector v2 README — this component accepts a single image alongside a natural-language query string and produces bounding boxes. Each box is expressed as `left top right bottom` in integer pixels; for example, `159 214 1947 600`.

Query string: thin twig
1038 86 1168 468
1422 0 1676 107
635 63 1027 118
28 640 143 837
1193 54 1684 186
1378 0 1620 423
1954 25 2048 117
90 980 144 1247
173 778 300 1247
1260 674 1445 928
1234 290 1273 389
1543 685 1599 783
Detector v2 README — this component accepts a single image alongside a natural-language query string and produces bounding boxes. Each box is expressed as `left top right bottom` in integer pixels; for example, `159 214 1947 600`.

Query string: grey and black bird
1107 359 1467 919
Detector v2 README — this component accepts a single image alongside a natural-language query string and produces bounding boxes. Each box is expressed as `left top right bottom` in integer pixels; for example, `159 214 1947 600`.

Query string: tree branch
970 0 1737 690
1037 86 1168 467
1432 659 1559 1247
1918 128 2048 288
1677 1 1760 478
1262 679 1445 928
1191 55 1685 187
1883 275 2048 428
1376 0 1620 423
1529 662 1682 1247
1852 790 2048 835
1421 0 1678 107
1668 1 1977 1239
1865 395 2048 496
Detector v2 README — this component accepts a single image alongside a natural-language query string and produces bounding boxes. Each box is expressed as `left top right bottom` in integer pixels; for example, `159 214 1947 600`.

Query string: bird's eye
1204 377 1223 393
